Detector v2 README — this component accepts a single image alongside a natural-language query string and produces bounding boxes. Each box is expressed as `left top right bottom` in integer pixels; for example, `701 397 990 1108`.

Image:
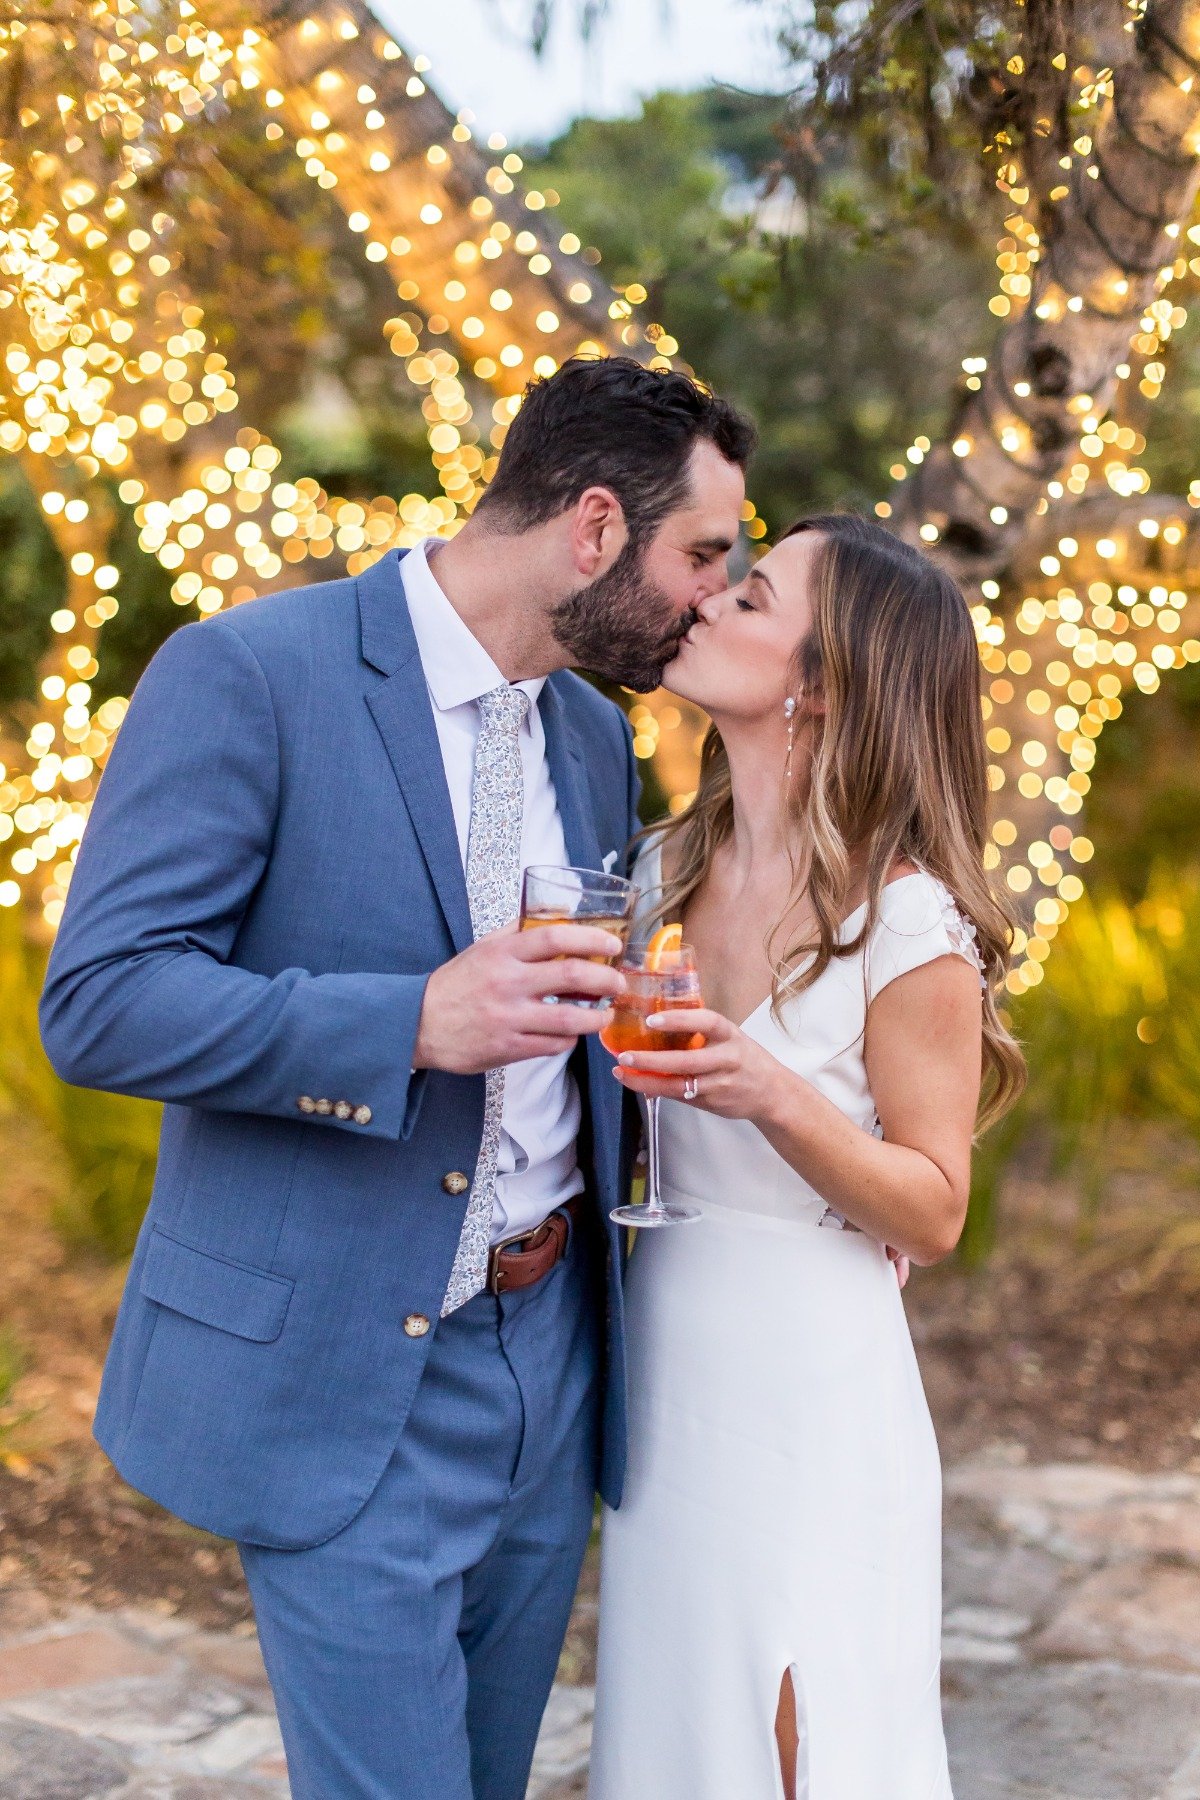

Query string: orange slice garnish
644 921 684 972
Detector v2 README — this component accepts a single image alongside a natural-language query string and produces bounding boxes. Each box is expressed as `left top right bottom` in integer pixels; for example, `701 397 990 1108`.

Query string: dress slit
774 1662 809 1800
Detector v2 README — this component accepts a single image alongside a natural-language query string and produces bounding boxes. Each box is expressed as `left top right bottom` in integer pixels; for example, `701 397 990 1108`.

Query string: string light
0 0 675 928
872 37 1200 987
4 0 1194 973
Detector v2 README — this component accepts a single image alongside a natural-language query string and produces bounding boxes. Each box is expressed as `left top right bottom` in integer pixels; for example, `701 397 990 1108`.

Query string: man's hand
412 922 625 1075
887 1245 911 1290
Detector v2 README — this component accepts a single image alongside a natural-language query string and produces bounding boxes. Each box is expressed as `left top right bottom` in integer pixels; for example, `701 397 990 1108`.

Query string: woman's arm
612 953 982 1264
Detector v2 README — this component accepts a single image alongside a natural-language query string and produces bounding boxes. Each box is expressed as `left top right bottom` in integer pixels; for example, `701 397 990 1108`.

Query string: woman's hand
618 1008 914 1289
611 1007 790 1124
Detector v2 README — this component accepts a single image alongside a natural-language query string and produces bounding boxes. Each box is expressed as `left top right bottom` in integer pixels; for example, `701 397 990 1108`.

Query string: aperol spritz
603 932 706 1227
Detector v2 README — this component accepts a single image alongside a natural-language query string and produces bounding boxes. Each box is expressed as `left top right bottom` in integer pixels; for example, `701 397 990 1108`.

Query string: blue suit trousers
239 1217 601 1799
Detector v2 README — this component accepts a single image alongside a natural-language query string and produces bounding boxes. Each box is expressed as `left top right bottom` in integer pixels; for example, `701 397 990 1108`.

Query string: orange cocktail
600 987 707 1065
604 930 706 1227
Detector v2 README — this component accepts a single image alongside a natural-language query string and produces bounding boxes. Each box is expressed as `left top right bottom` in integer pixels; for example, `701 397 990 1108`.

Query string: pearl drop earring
783 696 797 785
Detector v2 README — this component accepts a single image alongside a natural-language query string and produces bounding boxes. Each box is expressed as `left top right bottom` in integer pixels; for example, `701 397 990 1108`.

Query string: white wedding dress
589 842 980 1800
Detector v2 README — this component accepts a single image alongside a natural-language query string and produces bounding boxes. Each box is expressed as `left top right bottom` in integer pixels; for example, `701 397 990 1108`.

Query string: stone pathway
941 1453 1200 1800
1 1455 1199 1798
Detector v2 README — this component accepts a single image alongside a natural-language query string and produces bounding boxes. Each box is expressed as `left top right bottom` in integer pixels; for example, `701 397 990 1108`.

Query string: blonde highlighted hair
647 511 1025 1131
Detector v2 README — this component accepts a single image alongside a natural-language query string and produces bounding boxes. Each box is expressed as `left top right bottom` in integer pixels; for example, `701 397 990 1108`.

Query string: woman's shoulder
873 863 942 929
868 866 985 991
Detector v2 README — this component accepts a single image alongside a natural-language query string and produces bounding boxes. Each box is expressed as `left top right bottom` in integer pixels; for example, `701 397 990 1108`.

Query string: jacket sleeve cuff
287 970 433 1142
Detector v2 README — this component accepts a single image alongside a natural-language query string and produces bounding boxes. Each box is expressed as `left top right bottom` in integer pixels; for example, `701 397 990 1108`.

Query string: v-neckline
641 838 926 1030
737 876 929 1027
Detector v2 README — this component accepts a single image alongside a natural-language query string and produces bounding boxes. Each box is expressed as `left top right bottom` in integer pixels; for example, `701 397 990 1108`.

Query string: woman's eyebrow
748 567 778 605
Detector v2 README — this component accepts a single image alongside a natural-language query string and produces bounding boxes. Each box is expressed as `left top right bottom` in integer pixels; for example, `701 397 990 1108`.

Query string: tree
523 88 996 529
0 0 656 928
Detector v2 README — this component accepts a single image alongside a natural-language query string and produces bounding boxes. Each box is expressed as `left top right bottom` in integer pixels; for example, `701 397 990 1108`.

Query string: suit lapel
539 677 604 874
360 553 474 954
360 562 609 955
540 676 623 1206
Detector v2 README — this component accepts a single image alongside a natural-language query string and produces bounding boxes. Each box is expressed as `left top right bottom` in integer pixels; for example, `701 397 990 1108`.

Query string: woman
588 513 1024 1800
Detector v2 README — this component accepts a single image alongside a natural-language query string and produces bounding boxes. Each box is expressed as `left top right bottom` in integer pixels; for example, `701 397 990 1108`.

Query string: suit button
442 1171 469 1196
314 1098 333 1116
353 1105 373 1125
404 1314 431 1338
297 1095 316 1114
333 1100 352 1120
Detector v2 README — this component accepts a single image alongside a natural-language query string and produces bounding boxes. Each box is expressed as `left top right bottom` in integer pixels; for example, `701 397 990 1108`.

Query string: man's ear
570 486 628 577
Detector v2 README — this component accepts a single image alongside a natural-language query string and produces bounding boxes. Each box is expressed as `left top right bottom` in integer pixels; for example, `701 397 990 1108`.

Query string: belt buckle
488 1204 570 1294
486 1221 541 1294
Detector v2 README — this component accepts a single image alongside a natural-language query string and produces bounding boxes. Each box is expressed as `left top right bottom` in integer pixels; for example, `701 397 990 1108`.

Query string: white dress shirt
401 538 585 1242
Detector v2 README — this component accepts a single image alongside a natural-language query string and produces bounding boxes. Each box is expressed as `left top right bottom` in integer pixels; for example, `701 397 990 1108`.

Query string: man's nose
694 562 728 603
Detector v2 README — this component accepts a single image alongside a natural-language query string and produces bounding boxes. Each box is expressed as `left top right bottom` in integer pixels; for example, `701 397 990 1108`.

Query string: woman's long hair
649 511 1026 1131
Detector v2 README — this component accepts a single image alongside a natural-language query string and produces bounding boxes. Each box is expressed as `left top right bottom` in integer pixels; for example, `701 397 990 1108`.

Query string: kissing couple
43 356 1023 1798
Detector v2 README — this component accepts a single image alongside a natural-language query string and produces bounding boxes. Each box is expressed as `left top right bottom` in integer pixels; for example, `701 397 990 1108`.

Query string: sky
373 0 791 145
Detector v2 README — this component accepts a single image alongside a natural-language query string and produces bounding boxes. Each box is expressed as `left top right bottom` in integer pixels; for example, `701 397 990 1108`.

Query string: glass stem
644 1097 664 1217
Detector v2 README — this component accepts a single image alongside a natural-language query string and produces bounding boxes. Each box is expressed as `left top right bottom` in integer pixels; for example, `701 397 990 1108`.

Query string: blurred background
3 2 1200 1793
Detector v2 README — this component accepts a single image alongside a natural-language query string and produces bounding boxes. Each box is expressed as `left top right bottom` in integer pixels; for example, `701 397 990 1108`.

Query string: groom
41 356 754 1799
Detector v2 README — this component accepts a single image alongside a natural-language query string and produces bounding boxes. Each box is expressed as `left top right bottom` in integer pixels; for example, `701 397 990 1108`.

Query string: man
41 355 754 1798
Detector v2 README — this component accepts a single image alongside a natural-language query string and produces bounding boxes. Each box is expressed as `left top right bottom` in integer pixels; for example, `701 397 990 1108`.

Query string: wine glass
602 942 706 1227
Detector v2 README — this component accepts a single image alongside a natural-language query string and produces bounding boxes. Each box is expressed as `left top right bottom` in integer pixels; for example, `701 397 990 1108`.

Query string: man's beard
548 537 689 691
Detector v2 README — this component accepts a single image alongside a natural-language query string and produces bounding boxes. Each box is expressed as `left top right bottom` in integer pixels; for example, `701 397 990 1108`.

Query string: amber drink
519 865 638 1005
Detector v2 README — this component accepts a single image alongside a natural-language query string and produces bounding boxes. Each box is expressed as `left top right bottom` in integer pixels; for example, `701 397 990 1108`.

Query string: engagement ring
683 1077 699 1101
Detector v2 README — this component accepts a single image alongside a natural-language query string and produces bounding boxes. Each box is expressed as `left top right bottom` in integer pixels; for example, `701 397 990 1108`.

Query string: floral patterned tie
441 683 531 1315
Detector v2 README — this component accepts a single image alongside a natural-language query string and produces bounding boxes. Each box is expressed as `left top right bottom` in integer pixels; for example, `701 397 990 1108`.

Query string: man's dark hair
475 356 756 540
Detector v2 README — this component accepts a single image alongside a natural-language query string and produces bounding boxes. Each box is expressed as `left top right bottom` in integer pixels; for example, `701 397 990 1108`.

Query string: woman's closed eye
735 592 755 612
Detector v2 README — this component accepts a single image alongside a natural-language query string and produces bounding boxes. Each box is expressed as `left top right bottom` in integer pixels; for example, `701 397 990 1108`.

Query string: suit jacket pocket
140 1226 295 1344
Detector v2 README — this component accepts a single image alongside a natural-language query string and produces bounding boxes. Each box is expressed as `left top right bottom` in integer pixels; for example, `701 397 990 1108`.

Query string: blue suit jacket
41 550 640 1549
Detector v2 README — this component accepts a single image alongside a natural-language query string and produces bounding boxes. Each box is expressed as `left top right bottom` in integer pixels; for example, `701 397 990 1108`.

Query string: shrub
967 867 1200 1257
0 910 159 1259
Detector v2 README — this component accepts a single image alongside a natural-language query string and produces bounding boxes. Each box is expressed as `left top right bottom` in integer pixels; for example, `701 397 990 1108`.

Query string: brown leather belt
485 1196 581 1297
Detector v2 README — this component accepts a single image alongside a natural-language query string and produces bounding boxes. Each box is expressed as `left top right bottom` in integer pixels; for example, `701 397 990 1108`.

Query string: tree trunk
889 0 1200 584
213 0 651 393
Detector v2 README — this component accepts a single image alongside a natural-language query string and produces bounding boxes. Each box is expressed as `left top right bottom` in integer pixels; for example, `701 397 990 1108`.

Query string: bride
588 512 1025 1799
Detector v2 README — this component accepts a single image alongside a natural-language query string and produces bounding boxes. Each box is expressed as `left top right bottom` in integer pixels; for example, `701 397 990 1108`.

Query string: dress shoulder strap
867 871 986 1002
629 830 668 937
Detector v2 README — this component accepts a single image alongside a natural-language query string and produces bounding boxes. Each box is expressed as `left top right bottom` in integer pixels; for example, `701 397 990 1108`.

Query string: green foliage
1083 663 1200 899
1012 888 1165 1213
524 89 996 532
0 1327 35 1470
961 1103 1024 1266
86 488 191 707
0 467 63 709
0 90 445 721
0 1329 24 1410
776 0 1081 237
50 1084 162 1261
0 911 159 1260
971 873 1200 1254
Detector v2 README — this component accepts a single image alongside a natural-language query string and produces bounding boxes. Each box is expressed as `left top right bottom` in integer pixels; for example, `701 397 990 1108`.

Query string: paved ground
2 1454 1200 1798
